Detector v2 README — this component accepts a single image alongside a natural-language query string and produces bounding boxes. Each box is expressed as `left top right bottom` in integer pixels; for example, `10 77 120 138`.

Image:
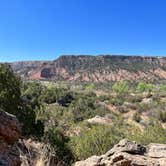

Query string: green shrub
22 82 43 107
39 104 74 132
112 81 129 95
69 125 124 160
0 64 21 114
41 86 67 104
69 95 96 122
86 83 95 91
143 121 166 144
0 65 44 138
137 82 154 92
44 128 74 164
159 84 166 91
126 120 166 145
20 82 45 137
109 97 124 106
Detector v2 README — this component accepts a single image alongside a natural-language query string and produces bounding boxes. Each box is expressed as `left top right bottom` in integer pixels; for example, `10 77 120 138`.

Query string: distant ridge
7 55 166 82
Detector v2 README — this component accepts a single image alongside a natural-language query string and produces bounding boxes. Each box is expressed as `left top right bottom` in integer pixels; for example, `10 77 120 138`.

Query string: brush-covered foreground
0 64 166 165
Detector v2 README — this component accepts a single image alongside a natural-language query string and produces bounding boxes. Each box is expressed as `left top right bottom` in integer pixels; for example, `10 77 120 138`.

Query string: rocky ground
0 109 166 166
0 110 67 166
75 139 166 166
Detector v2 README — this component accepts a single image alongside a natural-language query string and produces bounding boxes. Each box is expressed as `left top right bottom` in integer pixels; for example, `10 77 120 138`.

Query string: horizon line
1 54 166 63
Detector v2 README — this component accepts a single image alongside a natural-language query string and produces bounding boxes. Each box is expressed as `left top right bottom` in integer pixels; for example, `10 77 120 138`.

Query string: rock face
148 143 166 158
0 110 21 166
8 55 166 82
0 111 21 144
75 139 166 166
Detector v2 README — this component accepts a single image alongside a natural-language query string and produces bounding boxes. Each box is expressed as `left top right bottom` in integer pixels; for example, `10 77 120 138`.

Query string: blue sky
0 0 166 62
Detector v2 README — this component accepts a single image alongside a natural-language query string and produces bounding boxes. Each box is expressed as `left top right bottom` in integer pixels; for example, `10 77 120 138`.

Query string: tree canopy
0 64 21 114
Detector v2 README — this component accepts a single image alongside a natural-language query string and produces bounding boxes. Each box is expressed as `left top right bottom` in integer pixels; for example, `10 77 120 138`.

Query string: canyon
9 55 166 82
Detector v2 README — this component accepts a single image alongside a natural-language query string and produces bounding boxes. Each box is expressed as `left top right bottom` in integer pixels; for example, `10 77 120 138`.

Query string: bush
69 95 96 122
137 82 154 92
22 82 43 107
69 118 165 161
159 84 166 91
112 81 129 95
44 128 74 165
0 65 44 138
126 120 166 145
143 121 166 144
86 83 95 91
69 124 124 160
109 97 124 106
0 64 21 114
41 86 67 104
19 104 44 137
20 82 44 137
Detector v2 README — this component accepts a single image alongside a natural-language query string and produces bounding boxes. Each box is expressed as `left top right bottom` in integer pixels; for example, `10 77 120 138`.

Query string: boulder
0 111 21 144
0 110 21 166
75 139 166 166
147 143 166 158
105 139 146 155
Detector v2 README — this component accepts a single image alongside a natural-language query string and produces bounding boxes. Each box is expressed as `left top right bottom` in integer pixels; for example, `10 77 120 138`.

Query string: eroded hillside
9 55 166 82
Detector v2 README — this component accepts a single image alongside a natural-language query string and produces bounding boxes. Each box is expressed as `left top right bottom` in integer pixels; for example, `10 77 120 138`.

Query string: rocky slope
0 110 166 166
75 139 166 166
9 55 166 82
0 110 65 166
